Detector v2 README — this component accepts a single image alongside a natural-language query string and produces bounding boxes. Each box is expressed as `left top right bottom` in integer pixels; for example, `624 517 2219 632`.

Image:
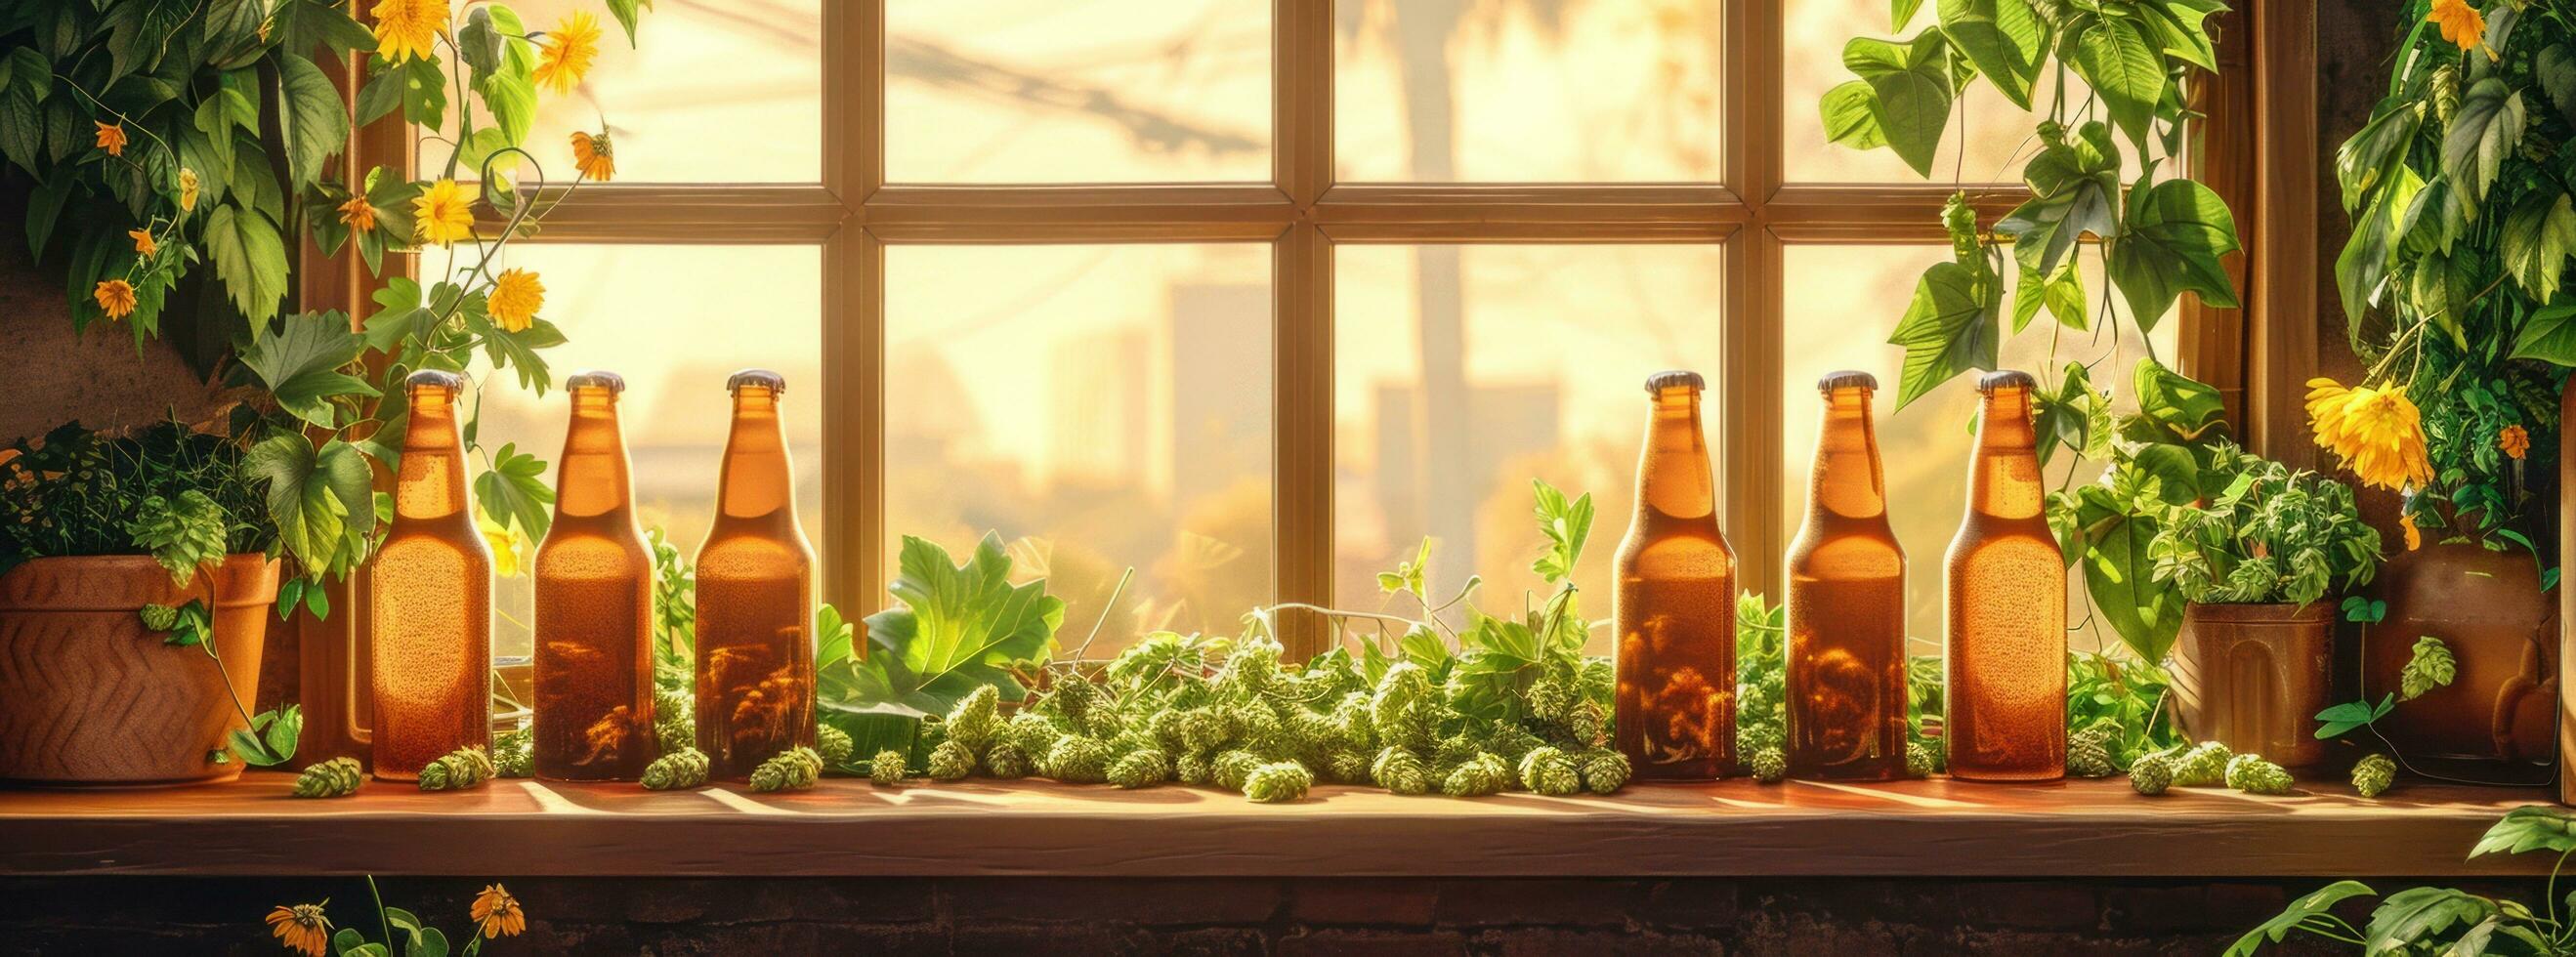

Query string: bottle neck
1808 387 1887 521
1969 386 2046 520
1634 389 1715 520
554 386 634 520
396 388 470 521
716 386 794 520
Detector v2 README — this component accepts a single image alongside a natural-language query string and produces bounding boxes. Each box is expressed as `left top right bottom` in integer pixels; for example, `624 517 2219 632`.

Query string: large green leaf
2121 358 2231 447
2070 466 2185 662
1996 121 2121 277
238 311 375 429
1939 0 2043 109
276 50 349 188
2108 178 2241 328
268 0 377 60
2442 78 2524 207
2066 10 2163 146
2510 303 2576 366
2470 806 2576 857
244 434 374 574
850 533 1064 715
605 0 647 46
204 204 290 323
2540 44 2576 123
1843 32 1954 178
1820 80 1887 150
2222 881 2377 957
2334 165 2422 336
2333 104 2421 215
2500 189 2575 304
2362 888 2500 955
1889 258 2002 409
472 442 555 541
2011 256 2088 333
2407 247 2478 350
2135 0 2224 71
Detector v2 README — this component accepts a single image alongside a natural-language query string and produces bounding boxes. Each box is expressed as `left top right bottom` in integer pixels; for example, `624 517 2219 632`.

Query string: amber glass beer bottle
370 370 493 780
533 371 655 781
695 370 817 780
1612 371 1738 780
1943 370 2067 781
1784 371 1909 781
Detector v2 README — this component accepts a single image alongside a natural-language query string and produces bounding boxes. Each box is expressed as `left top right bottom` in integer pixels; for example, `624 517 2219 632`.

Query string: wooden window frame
332 0 2270 665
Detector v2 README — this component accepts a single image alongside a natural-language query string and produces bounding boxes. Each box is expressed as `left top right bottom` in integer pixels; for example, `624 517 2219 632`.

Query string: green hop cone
2066 731 2116 779
2224 753 2295 796
1517 746 1583 797
1109 747 1172 789
1004 712 1064 759
751 746 826 792
1180 707 1234 755
418 745 497 792
2172 741 2232 787
1371 747 1430 796
1486 724 1543 765
1905 741 1937 779
857 748 905 788
947 685 1001 753
2351 754 2396 799
1176 751 1215 786
1737 722 1785 757
1330 693 1376 752
982 741 1032 779
815 724 856 770
2400 637 2458 700
1213 749 1263 792
1442 752 1509 798
1577 748 1631 795
1527 675 1572 726
642 747 710 790
138 603 180 632
1242 761 1313 803
1749 747 1787 784
2128 753 2175 796
1326 748 1371 784
1561 701 1606 748
493 728 533 778
927 739 976 781
1432 733 1481 770
1042 736 1113 784
293 757 363 799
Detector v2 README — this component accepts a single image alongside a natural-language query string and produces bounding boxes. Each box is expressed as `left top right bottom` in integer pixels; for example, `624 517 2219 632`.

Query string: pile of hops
2124 739 2309 797
908 630 1628 804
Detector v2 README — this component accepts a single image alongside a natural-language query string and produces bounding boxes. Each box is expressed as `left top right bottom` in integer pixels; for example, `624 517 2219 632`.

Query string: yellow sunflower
2304 377 2433 492
412 178 475 247
265 902 331 957
94 279 137 320
2428 0 2486 54
178 167 199 213
532 12 602 94
128 229 155 257
369 0 449 64
487 269 544 333
476 510 526 578
470 883 528 938
338 195 378 232
94 121 127 157
2500 424 2530 460
570 130 614 182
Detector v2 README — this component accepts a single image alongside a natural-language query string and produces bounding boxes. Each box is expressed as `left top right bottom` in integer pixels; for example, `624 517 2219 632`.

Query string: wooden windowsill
0 775 2552 878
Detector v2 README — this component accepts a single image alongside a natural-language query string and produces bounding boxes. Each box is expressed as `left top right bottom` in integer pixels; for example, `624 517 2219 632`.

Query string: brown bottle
1784 370 1909 781
1942 370 2066 782
369 370 494 780
533 371 655 781
695 369 817 780
1613 371 1738 780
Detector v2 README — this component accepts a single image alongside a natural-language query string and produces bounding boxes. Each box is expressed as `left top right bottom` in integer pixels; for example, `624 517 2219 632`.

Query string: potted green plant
2144 447 2383 768
2321 0 2574 769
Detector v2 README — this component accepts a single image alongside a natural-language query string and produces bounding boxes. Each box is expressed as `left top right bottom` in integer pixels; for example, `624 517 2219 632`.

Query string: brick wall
0 875 2538 955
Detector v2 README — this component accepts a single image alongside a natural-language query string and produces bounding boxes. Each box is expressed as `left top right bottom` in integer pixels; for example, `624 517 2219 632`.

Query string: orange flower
265 902 331 957
369 0 449 64
94 279 137 320
487 269 544 333
338 196 378 232
2428 0 2487 54
94 122 127 157
471 883 527 938
2400 512 2422 552
2500 424 2530 460
531 12 602 94
2304 377 2433 491
570 130 614 182
128 229 156 257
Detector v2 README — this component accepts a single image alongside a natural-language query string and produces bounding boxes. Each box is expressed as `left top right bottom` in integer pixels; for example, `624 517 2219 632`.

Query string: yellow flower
369 0 449 64
265 902 331 957
412 178 475 247
470 883 527 938
2304 377 2433 492
477 510 526 578
337 196 378 232
178 168 199 213
94 279 137 320
487 269 544 333
570 130 614 182
2400 512 2423 552
128 229 155 257
2500 424 2530 460
2428 0 2486 54
532 12 602 94
94 121 127 157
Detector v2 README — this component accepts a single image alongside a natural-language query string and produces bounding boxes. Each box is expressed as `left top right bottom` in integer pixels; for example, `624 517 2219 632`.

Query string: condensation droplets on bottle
693 369 817 781
1942 370 2067 782
533 371 656 781
369 369 494 780
1784 370 1909 782
1612 370 1738 780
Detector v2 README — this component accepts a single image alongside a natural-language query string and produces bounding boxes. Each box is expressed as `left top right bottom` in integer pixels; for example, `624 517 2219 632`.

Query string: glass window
1332 244 1726 652
884 244 1275 654
1785 0 2064 184
885 0 1273 183
1335 0 1722 182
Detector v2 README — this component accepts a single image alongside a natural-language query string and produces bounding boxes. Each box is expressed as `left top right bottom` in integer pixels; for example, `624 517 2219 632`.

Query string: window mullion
1272 0 1333 658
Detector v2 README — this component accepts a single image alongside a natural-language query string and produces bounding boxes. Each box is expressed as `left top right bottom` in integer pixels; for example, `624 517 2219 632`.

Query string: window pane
886 1 1272 183
1335 1 1722 182
454 245 825 660
1334 244 1726 653
1780 244 2175 654
435 0 823 183
1785 1 2072 184
886 245 1274 654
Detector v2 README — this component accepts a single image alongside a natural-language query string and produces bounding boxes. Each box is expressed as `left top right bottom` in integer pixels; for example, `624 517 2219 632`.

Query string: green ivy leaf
2364 887 2501 954
1820 80 1888 150
472 442 555 542
1842 32 1954 178
2442 78 2524 208
1996 121 2120 277
1938 0 2042 109
2500 190 2576 304
2539 44 2576 123
456 7 505 80
477 70 535 148
1888 258 2002 409
269 0 378 60
276 53 349 189
2333 104 2421 215
605 0 647 46
847 533 1065 716
204 204 290 324
2407 247 2477 350
2108 178 2241 328
239 311 376 429
2335 165 2421 338
2066 10 2163 146
244 434 375 575
2510 303 2576 366
2119 357 2230 447
2068 478 2183 664
2223 881 2377 957
2135 0 2224 71
2471 806 2576 857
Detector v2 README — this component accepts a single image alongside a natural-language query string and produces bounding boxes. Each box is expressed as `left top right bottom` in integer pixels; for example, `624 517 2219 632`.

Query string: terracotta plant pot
2169 602 2334 768
0 554 278 786
2368 541 2557 769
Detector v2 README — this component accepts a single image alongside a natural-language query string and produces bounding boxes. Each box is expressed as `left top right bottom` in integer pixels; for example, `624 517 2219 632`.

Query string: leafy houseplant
1820 0 2245 680
2145 447 2384 606
2232 805 2576 955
